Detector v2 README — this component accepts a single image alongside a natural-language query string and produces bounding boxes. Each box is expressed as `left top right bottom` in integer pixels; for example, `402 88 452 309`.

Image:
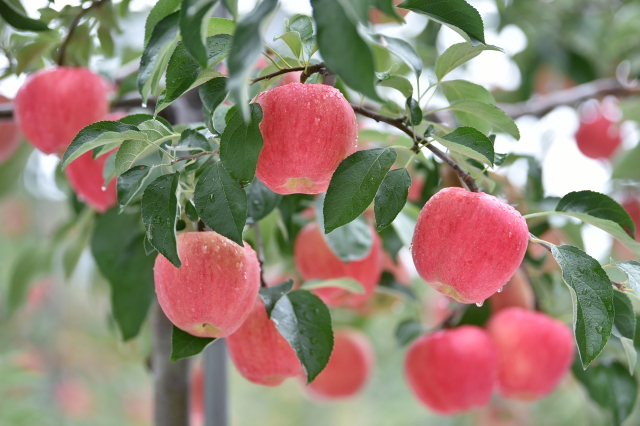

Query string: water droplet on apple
475 301 484 307
497 286 503 293
101 186 106 191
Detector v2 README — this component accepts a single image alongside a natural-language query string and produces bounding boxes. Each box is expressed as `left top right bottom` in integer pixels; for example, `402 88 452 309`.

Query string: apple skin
575 113 621 159
411 187 529 304
405 326 498 415
294 221 383 307
154 232 261 338
227 298 302 386
64 112 126 213
0 95 21 163
304 329 374 400
14 67 109 155
488 268 535 314
256 83 357 194
282 71 302 85
487 307 574 401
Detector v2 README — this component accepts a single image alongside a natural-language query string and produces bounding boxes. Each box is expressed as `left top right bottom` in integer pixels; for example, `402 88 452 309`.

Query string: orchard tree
1 0 640 425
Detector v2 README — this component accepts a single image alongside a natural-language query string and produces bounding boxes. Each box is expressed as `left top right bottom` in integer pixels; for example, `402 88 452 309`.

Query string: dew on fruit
101 186 106 191
476 301 484 307
497 286 503 293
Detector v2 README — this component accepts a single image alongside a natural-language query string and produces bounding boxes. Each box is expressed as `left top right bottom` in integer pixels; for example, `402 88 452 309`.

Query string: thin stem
422 82 439 113
350 103 480 192
404 153 417 169
57 0 110 66
522 211 554 219
251 62 326 85
171 150 218 165
264 45 291 68
529 233 553 252
251 222 267 287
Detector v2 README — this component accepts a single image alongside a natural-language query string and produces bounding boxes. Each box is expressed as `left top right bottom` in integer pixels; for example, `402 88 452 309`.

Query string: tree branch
57 0 111 66
350 103 480 193
250 62 328 85
251 222 267 287
498 78 640 119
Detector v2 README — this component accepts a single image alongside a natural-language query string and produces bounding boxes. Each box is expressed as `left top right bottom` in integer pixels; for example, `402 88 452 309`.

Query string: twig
57 0 111 66
498 78 640 119
250 62 327 85
251 222 267 287
350 103 480 193
171 151 218 165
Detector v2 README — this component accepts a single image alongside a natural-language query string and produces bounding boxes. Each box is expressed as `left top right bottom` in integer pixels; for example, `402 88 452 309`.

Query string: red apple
423 289 452 328
487 307 574 400
0 95 21 163
227 298 301 386
14 67 109 155
191 364 204 426
405 326 497 415
154 231 261 338
256 83 357 194
282 71 302 85
575 112 621 159
488 268 535 314
411 187 529 304
294 221 383 307
304 329 374 400
381 250 410 285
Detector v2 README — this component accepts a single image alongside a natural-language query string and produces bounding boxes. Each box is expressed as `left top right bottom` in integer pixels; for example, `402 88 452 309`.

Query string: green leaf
300 278 365 294
246 176 282 223
377 75 413 98
379 271 417 300
434 126 495 166
440 79 496 134
551 245 614 368
194 162 247 246
226 0 278 119
572 360 638 426
445 99 520 140
144 0 181 46
457 301 491 326
288 14 314 41
220 103 264 186
311 0 380 101
62 121 143 168
406 97 422 126
0 143 31 198
97 23 115 56
199 77 228 116
372 34 422 77
398 0 485 44
315 193 374 262
392 207 417 247
258 279 294 318
371 0 405 22
63 209 95 278
114 121 175 175
395 319 422 347
16 41 54 75
116 165 152 211
375 168 411 232
0 0 49 31
323 148 397 233
435 42 501 80
138 11 179 104
612 142 640 181
170 325 215 362
206 16 236 36
91 209 155 340
141 173 181 268
274 31 303 59
157 35 231 112
221 0 238 18
270 290 333 383
179 0 219 68
617 260 640 298
174 128 210 152
612 290 637 374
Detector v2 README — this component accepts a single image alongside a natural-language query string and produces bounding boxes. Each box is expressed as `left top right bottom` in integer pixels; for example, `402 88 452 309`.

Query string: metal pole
204 340 229 426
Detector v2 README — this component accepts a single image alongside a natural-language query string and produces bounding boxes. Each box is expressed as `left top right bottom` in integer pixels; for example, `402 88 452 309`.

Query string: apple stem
251 62 328 85
349 103 480 193
57 0 111 66
251 222 267 287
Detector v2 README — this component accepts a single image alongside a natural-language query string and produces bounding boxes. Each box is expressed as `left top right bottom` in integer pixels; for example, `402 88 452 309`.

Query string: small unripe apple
575 113 621 159
405 326 497 414
154 232 261 338
0 95 20 163
411 187 529 304
256 83 357 194
227 298 301 386
487 307 574 400
488 268 535 313
64 113 126 213
294 221 383 307
303 329 374 400
14 67 109 155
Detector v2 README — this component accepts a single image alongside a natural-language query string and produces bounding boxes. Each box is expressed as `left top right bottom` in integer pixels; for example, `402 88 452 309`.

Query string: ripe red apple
575 112 621 159
488 268 535 314
405 326 497 415
154 231 261 338
282 71 302 85
294 221 383 307
487 307 574 400
381 250 410 285
0 95 21 163
256 83 357 194
64 112 126 213
227 298 301 386
304 329 374 400
411 187 529 304
14 67 109 155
